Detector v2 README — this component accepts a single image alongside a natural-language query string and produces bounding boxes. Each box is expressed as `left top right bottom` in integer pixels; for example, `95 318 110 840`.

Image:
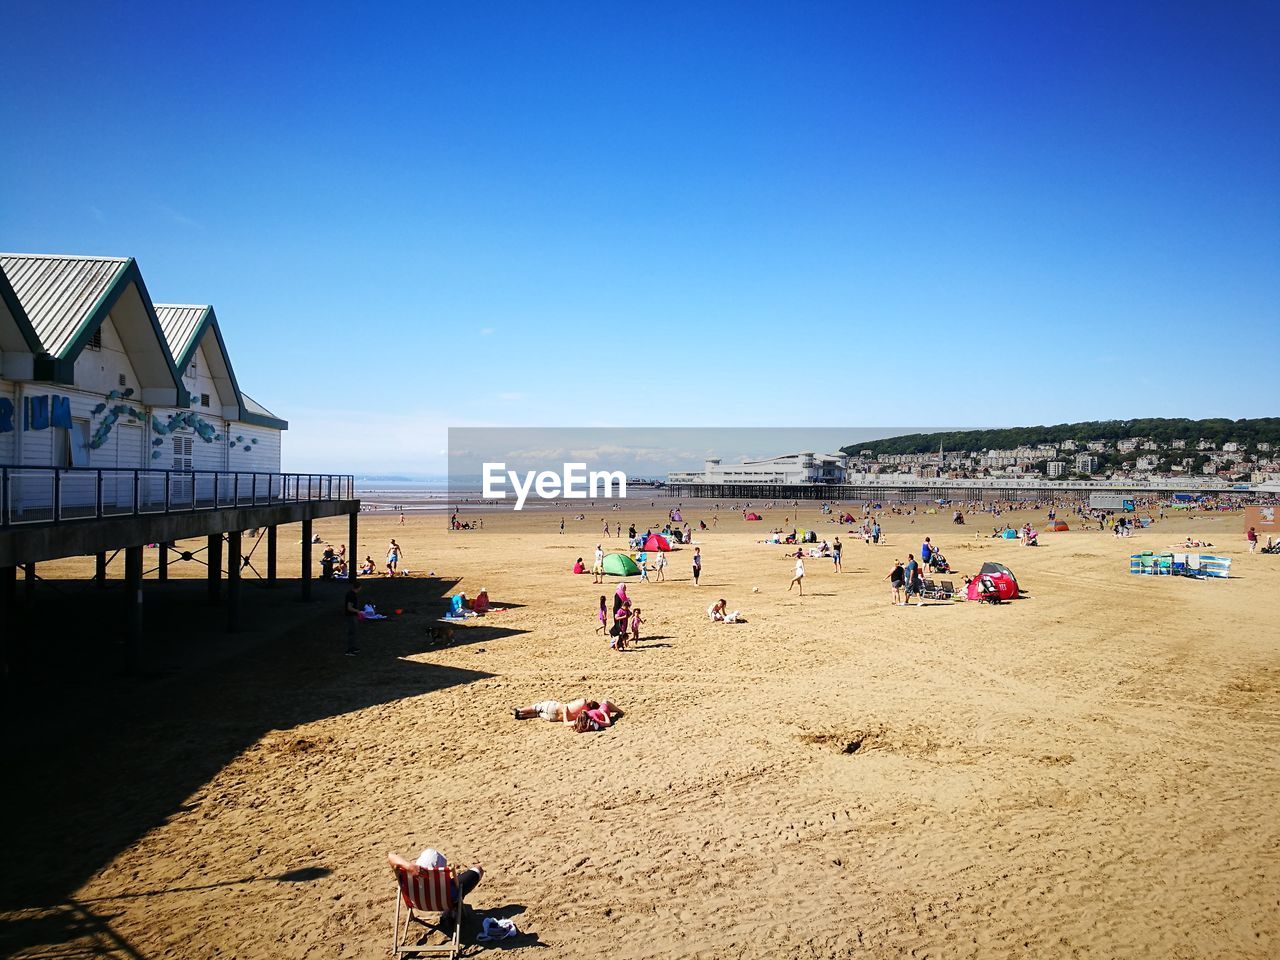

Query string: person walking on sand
612 601 631 650
593 544 605 583
789 556 805 594
903 554 920 602
630 607 644 646
594 595 608 635
655 550 667 582
386 539 403 577
832 536 843 573
692 547 702 586
886 559 905 605
560 517 565 535
1247 526 1258 553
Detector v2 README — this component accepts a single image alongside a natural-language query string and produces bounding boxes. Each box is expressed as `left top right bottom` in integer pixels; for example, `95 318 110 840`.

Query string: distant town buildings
1075 454 1100 474
667 434 1274 488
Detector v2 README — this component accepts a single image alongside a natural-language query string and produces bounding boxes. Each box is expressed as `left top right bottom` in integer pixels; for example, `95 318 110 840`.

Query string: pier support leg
95 552 107 588
301 517 313 601
227 530 241 633
24 562 36 604
349 511 359 584
125 545 143 668
207 534 222 604
266 525 278 587
158 543 168 582
1 566 15 679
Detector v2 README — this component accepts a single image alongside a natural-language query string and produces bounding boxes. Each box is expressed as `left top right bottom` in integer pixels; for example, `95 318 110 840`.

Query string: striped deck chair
389 855 464 958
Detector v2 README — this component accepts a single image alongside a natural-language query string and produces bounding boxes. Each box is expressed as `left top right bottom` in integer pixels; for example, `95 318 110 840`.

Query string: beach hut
642 533 672 551
602 553 641 577
745 512 763 521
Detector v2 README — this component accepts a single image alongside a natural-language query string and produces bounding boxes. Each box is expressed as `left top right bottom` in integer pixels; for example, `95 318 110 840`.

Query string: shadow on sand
0 574 492 957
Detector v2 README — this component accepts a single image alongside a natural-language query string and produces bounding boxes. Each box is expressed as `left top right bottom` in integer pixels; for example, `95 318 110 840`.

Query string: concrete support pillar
95 552 107 588
158 543 169 582
266 525 278 587
349 511 359 584
124 545 143 667
1 566 15 679
207 534 222 604
24 562 36 603
301 517 313 601
226 530 241 633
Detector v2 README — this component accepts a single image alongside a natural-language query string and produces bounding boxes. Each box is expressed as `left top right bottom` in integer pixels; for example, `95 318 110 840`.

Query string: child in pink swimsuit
630 607 644 644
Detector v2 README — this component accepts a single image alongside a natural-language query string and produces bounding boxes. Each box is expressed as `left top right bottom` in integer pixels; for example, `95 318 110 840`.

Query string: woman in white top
788 557 805 594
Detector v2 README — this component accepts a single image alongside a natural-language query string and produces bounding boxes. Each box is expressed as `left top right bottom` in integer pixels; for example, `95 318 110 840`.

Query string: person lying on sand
513 698 621 726
573 701 624 732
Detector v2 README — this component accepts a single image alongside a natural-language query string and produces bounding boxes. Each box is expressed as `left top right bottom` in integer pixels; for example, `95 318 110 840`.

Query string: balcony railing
1 466 354 528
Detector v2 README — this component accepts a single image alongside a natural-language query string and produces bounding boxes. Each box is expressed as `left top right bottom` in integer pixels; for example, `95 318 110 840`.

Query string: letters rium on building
0 394 72 434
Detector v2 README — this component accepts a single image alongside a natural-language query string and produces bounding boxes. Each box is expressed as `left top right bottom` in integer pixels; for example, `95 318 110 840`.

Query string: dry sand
2 501 1278 959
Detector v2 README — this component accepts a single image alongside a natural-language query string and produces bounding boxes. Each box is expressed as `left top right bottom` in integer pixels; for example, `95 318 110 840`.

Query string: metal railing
1 466 354 527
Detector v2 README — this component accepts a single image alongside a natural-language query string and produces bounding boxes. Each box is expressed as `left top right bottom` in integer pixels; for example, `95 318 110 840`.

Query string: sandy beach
2 500 1277 959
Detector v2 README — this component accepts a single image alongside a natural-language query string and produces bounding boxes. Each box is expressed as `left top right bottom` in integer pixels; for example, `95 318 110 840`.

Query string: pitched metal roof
0 254 131 357
154 303 210 364
241 393 281 419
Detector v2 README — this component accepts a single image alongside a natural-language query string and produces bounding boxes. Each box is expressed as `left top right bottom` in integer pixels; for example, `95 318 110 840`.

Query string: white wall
226 422 282 473
74 314 142 398
0 379 14 464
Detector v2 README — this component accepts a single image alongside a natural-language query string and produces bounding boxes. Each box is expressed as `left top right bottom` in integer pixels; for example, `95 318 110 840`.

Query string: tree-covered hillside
843 419 1280 457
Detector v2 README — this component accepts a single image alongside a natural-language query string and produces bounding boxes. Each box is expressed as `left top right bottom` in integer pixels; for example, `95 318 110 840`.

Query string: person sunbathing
472 589 490 614
513 698 598 723
573 701 624 732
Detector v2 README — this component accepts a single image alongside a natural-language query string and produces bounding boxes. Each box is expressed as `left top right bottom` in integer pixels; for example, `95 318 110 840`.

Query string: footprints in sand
798 722 946 759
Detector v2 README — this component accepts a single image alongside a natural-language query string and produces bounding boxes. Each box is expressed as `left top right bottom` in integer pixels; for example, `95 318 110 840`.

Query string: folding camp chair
390 858 465 959
939 580 956 598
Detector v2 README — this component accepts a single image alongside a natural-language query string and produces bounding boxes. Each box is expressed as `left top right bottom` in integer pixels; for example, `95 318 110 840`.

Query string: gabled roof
0 254 185 396
0 254 130 356
241 392 288 430
155 303 286 430
155 303 209 367
0 266 42 354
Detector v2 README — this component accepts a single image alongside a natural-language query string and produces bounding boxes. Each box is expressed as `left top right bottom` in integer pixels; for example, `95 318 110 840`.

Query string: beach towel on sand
477 917 519 942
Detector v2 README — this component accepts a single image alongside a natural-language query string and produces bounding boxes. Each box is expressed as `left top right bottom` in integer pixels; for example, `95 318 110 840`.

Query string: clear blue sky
3 1 1277 472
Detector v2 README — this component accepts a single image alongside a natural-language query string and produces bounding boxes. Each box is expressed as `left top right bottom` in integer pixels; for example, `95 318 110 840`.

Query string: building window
187 360 197 378
87 329 103 351
172 434 193 472
200 393 210 408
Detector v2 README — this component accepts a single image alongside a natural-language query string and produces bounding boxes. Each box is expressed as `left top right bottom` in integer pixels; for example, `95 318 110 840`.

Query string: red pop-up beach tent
642 533 672 551
744 512 763 521
966 561 1020 601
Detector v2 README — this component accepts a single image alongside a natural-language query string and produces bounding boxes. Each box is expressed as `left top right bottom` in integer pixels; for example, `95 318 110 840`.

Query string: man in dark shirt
904 554 920 601
344 582 361 656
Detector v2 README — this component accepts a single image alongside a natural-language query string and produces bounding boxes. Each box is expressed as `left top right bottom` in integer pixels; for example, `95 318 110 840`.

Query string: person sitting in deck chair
387 848 484 938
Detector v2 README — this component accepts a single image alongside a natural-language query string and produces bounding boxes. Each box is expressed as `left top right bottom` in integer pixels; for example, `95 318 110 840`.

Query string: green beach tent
602 553 641 577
